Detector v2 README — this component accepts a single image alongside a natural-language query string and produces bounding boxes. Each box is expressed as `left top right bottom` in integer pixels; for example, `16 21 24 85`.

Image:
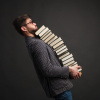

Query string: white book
62 54 73 62
71 62 78 66
57 47 68 56
48 36 58 44
40 30 51 39
53 41 64 49
42 31 52 41
44 33 55 43
64 60 75 66
40 30 50 39
78 68 82 72
62 57 74 65
39 27 49 37
54 44 64 51
35 25 46 35
56 45 67 53
72 62 77 66
50 37 62 47
59 52 70 59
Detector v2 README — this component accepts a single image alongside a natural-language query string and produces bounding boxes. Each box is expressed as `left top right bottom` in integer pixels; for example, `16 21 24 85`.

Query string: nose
33 22 36 25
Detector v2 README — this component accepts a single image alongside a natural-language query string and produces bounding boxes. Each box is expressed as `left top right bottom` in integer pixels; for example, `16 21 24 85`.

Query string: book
39 27 49 37
53 40 64 49
48 36 58 44
50 37 62 47
35 25 45 35
59 52 70 59
40 30 50 39
71 62 78 66
78 69 82 72
44 33 55 43
62 54 73 62
64 60 75 66
62 57 74 65
56 45 67 53
54 44 64 51
42 31 52 41
56 47 68 56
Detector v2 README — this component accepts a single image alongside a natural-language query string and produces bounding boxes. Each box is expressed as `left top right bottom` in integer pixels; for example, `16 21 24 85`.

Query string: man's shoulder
25 36 46 49
25 36 44 44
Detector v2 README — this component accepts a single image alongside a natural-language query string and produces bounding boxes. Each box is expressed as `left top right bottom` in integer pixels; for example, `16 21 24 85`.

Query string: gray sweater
25 36 73 98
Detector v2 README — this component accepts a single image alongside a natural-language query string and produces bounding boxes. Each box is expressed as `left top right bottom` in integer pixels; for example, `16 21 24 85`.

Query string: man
13 14 81 100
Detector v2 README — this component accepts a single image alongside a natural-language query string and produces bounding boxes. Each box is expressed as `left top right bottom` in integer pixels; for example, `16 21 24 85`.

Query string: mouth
35 25 38 29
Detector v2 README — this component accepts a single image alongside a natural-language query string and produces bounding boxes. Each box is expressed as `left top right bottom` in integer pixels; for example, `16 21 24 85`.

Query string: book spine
48 36 58 44
59 52 70 59
53 41 64 49
57 48 68 56
62 57 74 65
42 31 52 41
56 46 67 53
44 33 55 43
64 60 75 66
50 37 62 47
54 44 64 51
62 54 73 62
39 27 49 37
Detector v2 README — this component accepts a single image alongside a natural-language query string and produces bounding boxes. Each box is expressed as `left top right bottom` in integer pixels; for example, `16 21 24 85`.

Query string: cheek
27 25 34 30
30 25 36 29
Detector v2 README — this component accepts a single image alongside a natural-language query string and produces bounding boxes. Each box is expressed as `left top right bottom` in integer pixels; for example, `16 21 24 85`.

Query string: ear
21 26 27 32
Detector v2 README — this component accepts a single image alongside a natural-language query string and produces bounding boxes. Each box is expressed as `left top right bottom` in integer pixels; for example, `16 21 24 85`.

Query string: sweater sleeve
30 40 69 79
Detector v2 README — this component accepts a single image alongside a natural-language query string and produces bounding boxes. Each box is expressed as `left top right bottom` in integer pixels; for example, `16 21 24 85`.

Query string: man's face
25 18 38 33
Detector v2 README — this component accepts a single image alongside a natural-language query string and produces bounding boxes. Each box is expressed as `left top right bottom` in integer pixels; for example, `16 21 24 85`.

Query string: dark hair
13 14 31 36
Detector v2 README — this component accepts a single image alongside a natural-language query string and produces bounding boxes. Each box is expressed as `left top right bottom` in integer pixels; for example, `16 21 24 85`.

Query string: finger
76 73 80 79
74 76 76 79
79 65 82 68
74 77 77 79
77 74 80 79
78 73 80 78
78 66 81 69
75 66 81 69
74 75 78 79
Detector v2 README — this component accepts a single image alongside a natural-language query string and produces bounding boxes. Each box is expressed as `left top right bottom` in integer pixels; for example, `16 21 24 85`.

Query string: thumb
77 66 81 69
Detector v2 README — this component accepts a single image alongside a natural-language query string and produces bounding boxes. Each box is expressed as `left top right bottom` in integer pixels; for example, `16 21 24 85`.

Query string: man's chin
30 27 38 34
31 30 37 34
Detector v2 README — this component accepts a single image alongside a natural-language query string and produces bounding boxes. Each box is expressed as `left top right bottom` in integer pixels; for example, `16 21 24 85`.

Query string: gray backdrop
0 0 100 100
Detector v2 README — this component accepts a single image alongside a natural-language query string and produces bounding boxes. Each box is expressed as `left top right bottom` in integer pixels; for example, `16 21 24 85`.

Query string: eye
30 20 33 24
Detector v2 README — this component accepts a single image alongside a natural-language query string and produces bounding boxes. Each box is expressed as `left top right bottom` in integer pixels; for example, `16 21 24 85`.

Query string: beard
31 29 38 33
29 26 38 34
29 27 40 38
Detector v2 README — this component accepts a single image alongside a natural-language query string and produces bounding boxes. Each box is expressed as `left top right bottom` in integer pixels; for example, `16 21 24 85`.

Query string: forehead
26 18 32 23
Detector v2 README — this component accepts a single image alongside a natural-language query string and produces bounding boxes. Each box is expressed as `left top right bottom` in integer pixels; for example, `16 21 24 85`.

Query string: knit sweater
25 36 73 98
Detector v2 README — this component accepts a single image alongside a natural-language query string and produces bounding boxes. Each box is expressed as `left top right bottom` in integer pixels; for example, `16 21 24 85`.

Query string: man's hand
69 66 82 79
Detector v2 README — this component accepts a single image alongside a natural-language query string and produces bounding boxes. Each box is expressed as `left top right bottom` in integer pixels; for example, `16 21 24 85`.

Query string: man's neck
24 32 36 37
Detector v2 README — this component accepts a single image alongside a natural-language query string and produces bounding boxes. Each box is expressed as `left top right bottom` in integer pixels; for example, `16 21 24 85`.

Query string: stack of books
35 25 82 72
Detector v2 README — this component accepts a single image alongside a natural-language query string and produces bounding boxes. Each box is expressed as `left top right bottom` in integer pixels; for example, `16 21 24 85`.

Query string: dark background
0 0 100 100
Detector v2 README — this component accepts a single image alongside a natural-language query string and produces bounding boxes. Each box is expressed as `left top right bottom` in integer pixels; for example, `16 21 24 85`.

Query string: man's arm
31 40 70 79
